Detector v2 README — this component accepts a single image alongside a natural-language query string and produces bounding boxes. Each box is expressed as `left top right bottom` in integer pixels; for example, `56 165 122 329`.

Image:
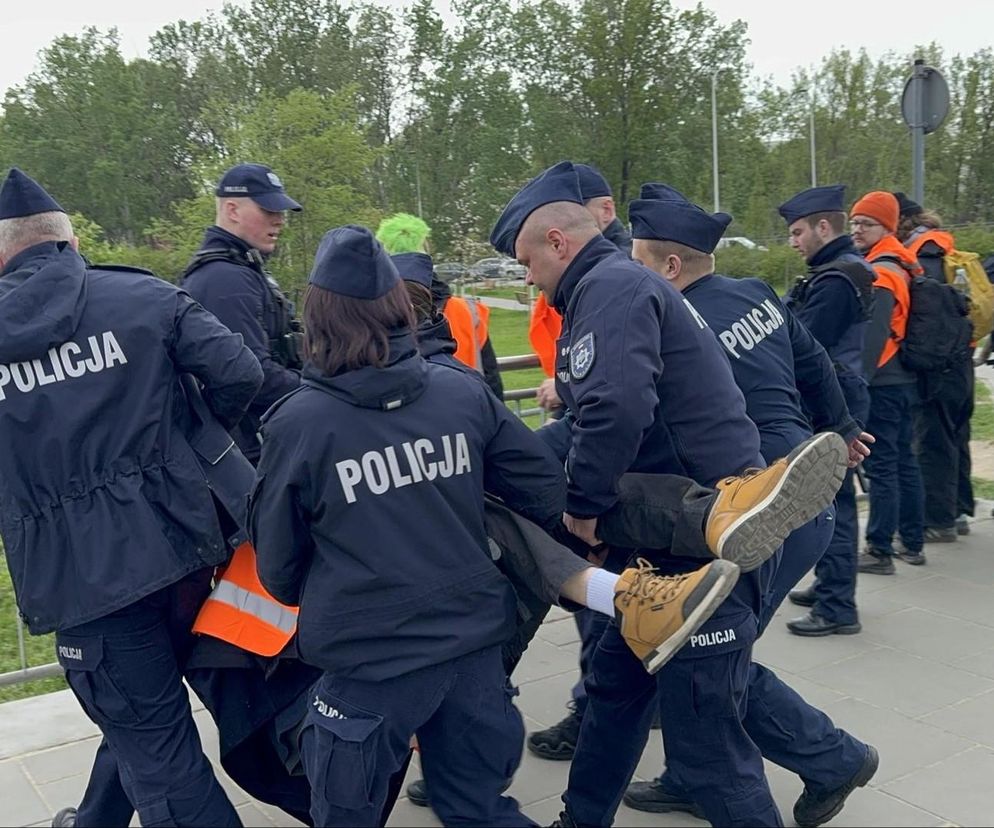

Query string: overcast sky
3 0 993 96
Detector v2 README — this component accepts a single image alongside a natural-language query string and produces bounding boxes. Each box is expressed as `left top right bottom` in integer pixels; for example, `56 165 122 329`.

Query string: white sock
585 569 621 618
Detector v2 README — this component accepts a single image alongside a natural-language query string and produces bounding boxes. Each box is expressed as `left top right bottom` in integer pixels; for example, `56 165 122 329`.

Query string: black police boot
793 744 879 827
787 611 862 637
406 778 428 808
895 540 927 566
550 808 578 827
623 779 705 817
51 808 77 828
857 549 895 575
923 525 957 544
527 702 583 760
788 585 816 607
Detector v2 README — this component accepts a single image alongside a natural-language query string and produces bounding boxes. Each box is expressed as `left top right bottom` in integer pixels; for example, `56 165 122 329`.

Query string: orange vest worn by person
905 228 955 259
866 235 923 368
444 296 490 371
193 541 299 657
529 293 562 378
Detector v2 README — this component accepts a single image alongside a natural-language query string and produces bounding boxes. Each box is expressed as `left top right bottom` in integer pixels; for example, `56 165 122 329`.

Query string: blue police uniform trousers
55 575 240 828
570 609 609 714
301 645 533 827
564 616 781 828
807 382 869 625
865 383 925 554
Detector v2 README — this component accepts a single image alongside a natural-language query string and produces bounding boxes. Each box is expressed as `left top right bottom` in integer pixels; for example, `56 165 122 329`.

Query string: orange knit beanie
850 191 899 232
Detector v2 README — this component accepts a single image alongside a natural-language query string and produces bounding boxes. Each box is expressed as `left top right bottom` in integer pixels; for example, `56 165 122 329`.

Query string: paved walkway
3 504 994 827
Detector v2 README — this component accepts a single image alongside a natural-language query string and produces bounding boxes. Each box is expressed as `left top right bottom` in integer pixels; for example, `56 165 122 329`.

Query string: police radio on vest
0 331 128 401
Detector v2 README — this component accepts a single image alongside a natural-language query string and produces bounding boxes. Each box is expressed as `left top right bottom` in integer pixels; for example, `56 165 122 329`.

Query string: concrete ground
2 503 994 827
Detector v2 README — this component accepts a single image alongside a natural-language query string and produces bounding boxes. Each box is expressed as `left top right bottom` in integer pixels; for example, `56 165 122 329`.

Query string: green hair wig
375 213 431 254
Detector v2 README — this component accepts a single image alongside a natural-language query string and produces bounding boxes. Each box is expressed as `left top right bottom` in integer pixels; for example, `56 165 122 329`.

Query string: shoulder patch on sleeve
570 332 595 380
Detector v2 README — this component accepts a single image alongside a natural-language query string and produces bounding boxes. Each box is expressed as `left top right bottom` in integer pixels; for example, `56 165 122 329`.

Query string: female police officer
247 225 743 826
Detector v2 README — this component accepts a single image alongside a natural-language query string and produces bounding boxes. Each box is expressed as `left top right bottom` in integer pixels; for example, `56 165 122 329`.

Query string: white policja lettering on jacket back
0 331 128 402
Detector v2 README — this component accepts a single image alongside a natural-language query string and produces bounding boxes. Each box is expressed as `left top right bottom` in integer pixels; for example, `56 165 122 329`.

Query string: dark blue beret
390 252 433 288
216 163 302 212
630 186 732 254
574 164 612 200
893 191 923 218
0 168 65 220
489 161 584 257
777 185 846 224
639 182 689 202
308 225 400 299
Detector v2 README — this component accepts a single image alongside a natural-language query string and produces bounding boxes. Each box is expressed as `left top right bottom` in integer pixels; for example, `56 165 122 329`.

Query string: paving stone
516 669 581 727
513 637 587 686
754 619 882 675
0 690 99 761
882 745 994 826
801 646 994 718
236 800 275 826
755 668 850 710
533 616 582 647
950 645 994 680
33 772 87 817
860 607 994 664
818 697 974 784
20 737 100 785
921 688 994 750
0 760 50 826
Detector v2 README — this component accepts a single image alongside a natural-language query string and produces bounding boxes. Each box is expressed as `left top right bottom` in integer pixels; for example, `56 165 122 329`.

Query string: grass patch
973 380 994 442
0 558 65 703
972 478 994 500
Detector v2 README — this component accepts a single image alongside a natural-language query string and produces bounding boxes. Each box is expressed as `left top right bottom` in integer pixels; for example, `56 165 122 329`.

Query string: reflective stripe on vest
192 541 299 656
529 294 562 378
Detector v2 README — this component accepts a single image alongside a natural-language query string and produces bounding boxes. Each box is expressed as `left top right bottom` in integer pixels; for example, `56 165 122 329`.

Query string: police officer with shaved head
182 163 304 464
0 168 262 827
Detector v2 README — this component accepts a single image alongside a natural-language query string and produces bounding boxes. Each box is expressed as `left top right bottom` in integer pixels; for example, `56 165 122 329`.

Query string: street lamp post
711 70 720 213
808 86 817 188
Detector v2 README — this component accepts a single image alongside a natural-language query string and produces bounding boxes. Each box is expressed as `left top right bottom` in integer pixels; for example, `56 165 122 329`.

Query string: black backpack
882 256 972 372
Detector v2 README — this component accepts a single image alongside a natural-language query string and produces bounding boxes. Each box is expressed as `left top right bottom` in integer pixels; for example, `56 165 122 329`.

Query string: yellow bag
943 249 994 341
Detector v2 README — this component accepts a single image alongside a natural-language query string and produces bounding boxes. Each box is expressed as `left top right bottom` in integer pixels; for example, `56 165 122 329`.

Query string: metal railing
0 352 551 690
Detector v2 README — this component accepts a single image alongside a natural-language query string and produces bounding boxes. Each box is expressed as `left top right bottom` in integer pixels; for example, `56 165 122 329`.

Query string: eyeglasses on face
850 219 881 230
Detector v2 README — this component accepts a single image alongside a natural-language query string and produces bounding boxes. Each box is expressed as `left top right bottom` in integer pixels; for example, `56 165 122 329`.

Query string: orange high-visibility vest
192 541 299 657
867 237 921 368
906 228 955 258
529 294 562 378
444 296 489 371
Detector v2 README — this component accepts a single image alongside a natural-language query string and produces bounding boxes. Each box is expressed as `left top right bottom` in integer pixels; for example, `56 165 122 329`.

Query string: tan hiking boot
615 557 740 675
705 432 847 572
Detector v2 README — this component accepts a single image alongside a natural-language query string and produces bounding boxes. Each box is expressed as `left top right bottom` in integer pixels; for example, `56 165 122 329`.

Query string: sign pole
911 59 927 205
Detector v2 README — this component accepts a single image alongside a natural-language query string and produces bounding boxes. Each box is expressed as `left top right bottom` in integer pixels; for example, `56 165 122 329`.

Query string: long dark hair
303 281 415 375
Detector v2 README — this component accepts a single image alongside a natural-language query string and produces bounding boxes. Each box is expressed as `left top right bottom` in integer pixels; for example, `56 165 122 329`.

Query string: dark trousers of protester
864 382 925 555
917 357 975 528
301 646 534 828
56 573 240 828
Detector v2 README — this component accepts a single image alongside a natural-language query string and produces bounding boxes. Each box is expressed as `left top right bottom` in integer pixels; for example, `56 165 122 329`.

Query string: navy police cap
390 252 433 289
216 163 302 212
489 161 584 257
639 182 688 202
777 185 846 224
308 225 400 299
574 164 612 201
0 168 65 220
630 185 732 254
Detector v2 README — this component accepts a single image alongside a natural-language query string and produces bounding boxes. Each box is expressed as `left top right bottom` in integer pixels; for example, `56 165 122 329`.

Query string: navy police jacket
249 331 566 681
0 242 262 634
182 226 301 462
552 236 761 518
684 274 859 462
785 235 871 409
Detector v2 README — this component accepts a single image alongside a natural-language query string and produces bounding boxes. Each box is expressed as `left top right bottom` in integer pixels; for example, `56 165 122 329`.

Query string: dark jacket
602 217 633 257
182 226 301 462
248 332 565 681
551 236 761 517
685 274 859 462
786 234 872 412
0 242 262 633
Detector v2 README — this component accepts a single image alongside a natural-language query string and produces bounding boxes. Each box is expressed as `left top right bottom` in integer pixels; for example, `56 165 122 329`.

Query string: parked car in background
716 236 769 252
470 257 526 280
433 262 468 283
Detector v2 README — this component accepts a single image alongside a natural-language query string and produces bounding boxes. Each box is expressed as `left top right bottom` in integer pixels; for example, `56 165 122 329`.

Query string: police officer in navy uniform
0 168 263 827
182 163 303 464
621 185 878 827
248 226 566 827
490 161 843 828
779 185 876 636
